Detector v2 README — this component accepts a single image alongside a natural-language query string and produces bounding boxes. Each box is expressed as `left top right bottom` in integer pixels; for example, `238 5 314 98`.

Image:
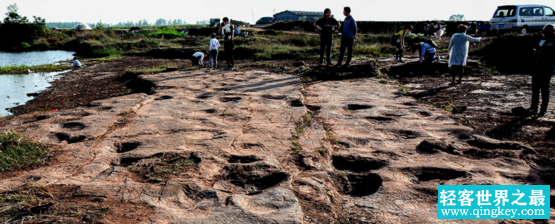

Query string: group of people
191 17 235 70
313 7 357 67
189 12 554 117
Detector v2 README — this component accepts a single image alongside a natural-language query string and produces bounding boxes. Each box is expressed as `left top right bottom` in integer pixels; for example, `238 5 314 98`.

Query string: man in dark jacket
336 6 357 67
314 8 340 66
529 24 555 117
221 17 235 70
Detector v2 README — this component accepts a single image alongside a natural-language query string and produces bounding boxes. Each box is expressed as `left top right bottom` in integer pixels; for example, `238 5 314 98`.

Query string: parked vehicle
210 18 221 27
256 17 274 25
490 4 555 34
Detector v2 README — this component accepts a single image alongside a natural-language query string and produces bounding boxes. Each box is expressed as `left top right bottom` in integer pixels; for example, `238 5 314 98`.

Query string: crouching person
420 39 440 63
529 24 555 117
73 58 82 69
192 52 207 68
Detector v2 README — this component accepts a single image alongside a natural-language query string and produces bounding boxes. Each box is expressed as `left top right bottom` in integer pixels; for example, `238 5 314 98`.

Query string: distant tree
155 18 167 26
3 3 29 25
449 14 466 21
196 20 209 25
95 20 105 31
32 16 46 28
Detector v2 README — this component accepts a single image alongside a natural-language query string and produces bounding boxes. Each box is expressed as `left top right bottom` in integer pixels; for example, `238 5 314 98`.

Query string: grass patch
305 113 312 122
0 131 49 173
89 46 124 57
0 64 69 75
125 64 180 76
379 79 388 84
96 55 123 62
318 148 327 155
148 28 187 39
399 85 411 96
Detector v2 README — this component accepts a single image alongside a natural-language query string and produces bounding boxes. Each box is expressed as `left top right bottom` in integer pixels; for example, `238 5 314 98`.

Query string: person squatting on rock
528 24 555 117
448 24 481 85
392 25 413 63
314 8 341 66
192 52 207 67
336 6 357 67
209 33 221 70
73 58 82 70
419 39 440 63
221 17 235 70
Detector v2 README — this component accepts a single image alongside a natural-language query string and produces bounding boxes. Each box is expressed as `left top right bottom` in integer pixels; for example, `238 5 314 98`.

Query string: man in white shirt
192 52 207 67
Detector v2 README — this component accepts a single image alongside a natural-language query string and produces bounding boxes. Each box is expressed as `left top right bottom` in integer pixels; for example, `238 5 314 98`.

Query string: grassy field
19 25 437 62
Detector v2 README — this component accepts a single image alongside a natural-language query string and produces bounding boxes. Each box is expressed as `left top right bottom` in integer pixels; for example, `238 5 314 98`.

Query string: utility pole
251 9 255 23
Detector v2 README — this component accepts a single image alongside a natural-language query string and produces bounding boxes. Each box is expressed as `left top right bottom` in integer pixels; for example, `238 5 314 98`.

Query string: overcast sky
1 0 554 24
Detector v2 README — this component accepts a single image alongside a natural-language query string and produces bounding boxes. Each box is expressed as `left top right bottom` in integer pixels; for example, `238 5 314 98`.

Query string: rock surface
0 68 550 223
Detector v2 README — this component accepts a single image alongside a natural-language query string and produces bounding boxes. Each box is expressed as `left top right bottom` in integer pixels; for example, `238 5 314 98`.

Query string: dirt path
0 62 551 223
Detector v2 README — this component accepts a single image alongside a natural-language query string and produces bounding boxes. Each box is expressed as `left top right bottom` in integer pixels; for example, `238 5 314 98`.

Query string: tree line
46 18 194 29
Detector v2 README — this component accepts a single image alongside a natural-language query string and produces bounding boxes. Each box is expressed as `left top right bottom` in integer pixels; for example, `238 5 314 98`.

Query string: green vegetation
291 122 304 153
0 63 69 75
125 64 181 76
318 148 327 155
399 85 411 96
379 79 388 84
0 131 49 172
148 28 187 39
305 113 312 122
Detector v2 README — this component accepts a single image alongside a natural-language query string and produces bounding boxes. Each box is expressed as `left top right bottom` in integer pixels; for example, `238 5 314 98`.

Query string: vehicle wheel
520 27 528 35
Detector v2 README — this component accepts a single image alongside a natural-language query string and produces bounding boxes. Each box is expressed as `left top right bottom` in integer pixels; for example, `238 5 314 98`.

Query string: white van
490 4 555 34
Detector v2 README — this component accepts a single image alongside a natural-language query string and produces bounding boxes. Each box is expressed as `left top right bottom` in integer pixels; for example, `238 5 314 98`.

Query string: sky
1 0 554 24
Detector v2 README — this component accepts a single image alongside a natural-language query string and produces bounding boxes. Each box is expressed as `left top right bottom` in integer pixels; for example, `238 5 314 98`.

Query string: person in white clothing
192 52 207 67
448 24 481 84
73 58 82 70
209 33 220 69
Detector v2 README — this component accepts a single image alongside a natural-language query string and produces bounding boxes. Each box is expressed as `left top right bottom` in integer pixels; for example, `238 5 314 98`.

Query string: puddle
1 70 69 116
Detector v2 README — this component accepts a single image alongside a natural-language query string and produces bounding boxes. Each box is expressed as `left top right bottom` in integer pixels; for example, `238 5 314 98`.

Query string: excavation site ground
0 34 555 223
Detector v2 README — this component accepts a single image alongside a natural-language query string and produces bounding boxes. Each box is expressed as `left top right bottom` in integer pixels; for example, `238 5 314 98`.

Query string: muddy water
0 51 75 117
0 50 75 67
0 71 69 116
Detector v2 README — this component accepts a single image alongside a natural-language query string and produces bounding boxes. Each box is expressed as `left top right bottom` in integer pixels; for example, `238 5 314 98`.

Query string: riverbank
0 63 70 75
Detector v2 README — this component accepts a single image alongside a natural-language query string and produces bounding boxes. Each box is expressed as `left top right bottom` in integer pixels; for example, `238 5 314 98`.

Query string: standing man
235 25 241 38
314 8 340 66
336 7 357 68
221 17 235 70
529 24 555 117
